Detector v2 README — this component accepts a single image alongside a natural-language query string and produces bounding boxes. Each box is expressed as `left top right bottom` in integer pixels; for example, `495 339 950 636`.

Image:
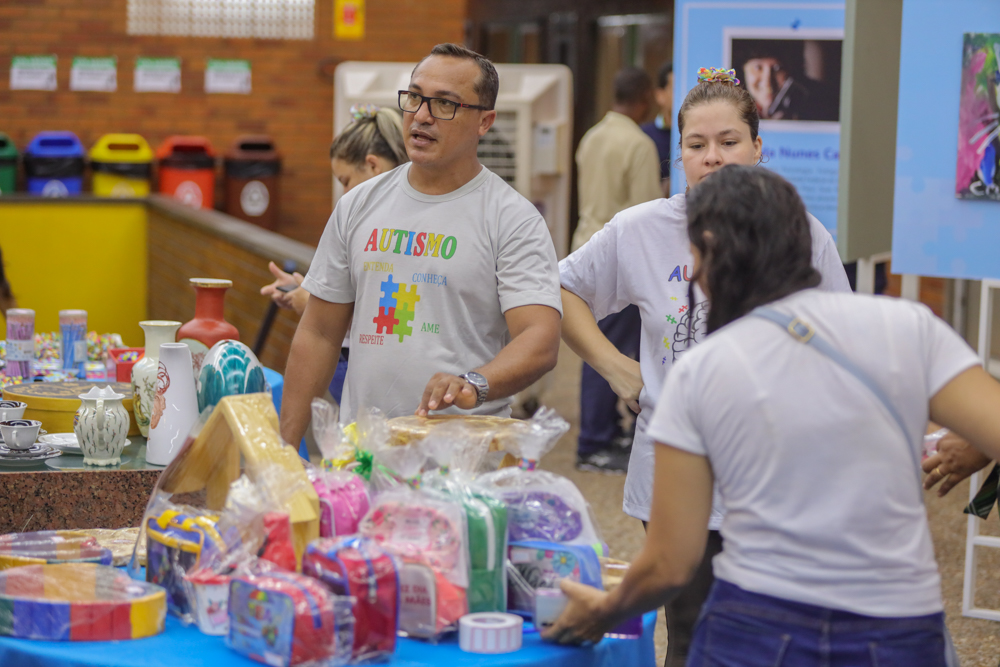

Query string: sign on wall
956 33 1000 202
672 1 845 239
205 59 251 94
135 57 181 93
70 57 117 92
10 55 57 91
334 0 365 40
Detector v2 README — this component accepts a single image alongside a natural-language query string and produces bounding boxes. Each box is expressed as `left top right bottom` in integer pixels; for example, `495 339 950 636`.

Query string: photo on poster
956 32 1000 201
725 32 842 123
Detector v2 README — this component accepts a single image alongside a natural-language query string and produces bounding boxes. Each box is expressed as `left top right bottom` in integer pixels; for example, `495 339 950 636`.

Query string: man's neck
611 103 644 125
407 156 483 196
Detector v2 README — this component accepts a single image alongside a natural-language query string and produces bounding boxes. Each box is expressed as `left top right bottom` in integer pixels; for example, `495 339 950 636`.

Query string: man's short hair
413 43 500 110
614 67 653 105
656 62 673 89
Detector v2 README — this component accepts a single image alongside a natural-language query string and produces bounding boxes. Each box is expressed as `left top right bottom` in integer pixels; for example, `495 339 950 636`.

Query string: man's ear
478 109 497 137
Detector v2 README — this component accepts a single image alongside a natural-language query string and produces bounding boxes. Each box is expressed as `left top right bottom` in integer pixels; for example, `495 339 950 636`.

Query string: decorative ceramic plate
0 447 61 467
197 340 266 412
38 432 82 454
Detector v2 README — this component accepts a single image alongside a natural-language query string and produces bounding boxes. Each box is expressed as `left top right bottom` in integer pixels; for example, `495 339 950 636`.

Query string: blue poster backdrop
892 0 1000 279
672 1 845 239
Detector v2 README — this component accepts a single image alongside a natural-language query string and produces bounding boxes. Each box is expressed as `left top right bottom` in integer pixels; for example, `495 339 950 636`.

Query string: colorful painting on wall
957 33 1000 201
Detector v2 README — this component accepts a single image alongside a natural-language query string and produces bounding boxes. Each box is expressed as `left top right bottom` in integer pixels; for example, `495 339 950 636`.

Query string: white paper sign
204 59 251 94
134 57 181 93
70 57 117 92
10 56 57 91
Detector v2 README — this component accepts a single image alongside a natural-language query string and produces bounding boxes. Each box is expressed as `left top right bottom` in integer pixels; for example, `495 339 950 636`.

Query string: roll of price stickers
459 612 523 654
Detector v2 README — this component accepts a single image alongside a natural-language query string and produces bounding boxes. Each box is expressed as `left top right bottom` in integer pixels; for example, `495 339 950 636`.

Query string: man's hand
416 373 478 416
922 431 993 497
608 354 643 414
541 580 612 645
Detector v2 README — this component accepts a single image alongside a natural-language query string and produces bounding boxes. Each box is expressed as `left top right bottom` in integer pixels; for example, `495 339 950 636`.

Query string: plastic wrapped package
477 408 606 616
0 563 165 641
311 398 356 470
0 530 114 570
359 436 470 640
421 422 509 614
228 566 354 667
72 527 142 567
309 401 372 537
303 536 399 662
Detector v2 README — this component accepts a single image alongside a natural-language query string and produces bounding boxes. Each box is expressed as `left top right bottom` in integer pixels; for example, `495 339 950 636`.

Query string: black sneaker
575 448 630 475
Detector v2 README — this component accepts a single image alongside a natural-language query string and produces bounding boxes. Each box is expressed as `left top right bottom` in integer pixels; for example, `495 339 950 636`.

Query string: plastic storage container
224 135 281 229
0 133 18 195
24 131 85 197
156 136 216 209
90 133 153 197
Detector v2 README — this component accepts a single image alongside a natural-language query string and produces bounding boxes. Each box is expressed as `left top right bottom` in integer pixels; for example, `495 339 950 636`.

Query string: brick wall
0 0 466 245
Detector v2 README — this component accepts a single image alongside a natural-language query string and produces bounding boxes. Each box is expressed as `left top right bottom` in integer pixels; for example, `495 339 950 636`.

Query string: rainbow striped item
0 563 165 640
0 530 113 571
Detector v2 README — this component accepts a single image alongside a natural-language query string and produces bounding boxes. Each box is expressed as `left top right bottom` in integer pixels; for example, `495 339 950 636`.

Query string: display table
0 609 656 667
0 369 286 533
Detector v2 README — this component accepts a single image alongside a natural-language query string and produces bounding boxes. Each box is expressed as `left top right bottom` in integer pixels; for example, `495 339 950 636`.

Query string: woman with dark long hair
546 165 999 665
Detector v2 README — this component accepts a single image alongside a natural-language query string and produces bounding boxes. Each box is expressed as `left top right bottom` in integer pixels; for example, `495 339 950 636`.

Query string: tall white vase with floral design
147 342 199 466
131 320 181 438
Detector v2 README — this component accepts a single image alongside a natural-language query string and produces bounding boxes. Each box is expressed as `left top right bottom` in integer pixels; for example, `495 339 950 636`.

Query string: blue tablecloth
0 608 656 667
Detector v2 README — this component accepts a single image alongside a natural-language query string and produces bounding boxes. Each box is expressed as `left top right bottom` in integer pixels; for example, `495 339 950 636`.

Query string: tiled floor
535 342 1000 666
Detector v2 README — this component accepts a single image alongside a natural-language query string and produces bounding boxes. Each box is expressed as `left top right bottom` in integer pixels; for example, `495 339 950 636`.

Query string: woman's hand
261 261 307 315
607 354 643 414
541 580 613 645
922 431 993 497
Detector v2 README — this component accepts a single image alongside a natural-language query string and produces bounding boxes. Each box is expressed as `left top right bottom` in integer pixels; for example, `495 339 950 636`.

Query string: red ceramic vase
177 278 240 378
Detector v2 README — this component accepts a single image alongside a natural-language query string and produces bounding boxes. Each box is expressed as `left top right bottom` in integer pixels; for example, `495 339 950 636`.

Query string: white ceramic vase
74 386 130 466
131 320 181 438
147 342 199 466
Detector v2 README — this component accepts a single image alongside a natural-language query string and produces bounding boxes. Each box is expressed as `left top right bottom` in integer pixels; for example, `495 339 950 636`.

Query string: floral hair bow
697 67 740 86
350 103 380 121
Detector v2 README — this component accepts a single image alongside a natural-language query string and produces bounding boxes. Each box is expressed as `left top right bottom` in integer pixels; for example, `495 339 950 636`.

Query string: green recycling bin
0 133 17 195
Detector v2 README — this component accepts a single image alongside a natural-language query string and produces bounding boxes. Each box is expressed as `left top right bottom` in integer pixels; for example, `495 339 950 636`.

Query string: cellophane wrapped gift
358 418 470 641
228 558 354 667
303 536 400 662
478 408 606 616
420 421 509 614
309 399 371 538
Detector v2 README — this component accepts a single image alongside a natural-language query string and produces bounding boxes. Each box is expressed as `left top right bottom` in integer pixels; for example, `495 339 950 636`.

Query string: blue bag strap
750 307 921 481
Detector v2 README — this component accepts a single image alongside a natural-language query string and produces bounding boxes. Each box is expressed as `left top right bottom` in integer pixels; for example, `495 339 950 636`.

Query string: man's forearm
477 324 558 400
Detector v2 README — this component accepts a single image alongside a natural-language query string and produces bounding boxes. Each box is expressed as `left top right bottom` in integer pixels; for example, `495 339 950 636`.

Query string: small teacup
0 419 42 451
0 401 27 422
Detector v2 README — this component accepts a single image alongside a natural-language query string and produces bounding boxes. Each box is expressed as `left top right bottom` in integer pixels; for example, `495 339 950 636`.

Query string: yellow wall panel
0 202 147 346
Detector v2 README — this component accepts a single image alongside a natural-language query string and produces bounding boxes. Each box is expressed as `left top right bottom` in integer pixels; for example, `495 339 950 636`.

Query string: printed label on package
205 59 251 94
134 57 181 93
229 581 295 667
10 56 57 91
6 339 34 362
70 57 117 92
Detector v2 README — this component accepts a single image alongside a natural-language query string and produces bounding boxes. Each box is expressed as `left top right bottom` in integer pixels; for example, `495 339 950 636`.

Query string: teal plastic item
457 491 508 613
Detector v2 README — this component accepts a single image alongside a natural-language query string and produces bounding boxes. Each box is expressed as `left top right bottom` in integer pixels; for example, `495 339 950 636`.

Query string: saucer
36 434 130 456
0 444 53 457
45 455 131 470
0 446 61 467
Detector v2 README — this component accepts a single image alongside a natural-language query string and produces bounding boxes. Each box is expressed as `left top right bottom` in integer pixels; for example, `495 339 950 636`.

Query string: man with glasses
280 43 562 444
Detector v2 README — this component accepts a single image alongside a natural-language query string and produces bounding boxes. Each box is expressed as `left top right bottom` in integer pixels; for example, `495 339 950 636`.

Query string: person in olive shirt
641 62 674 196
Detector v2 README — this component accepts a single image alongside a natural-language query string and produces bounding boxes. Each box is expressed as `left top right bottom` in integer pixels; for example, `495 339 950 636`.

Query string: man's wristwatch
459 371 489 408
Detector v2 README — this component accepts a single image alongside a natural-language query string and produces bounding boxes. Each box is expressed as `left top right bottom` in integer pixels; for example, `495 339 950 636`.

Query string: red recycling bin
156 136 216 209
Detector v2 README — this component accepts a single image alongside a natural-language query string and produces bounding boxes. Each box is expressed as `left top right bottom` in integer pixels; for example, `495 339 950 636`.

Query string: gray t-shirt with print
302 163 563 422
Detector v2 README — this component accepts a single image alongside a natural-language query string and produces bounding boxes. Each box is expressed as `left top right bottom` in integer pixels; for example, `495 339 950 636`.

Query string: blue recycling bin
24 131 85 197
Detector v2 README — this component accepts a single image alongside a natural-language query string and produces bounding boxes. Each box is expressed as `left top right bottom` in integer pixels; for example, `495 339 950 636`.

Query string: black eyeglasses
398 90 491 120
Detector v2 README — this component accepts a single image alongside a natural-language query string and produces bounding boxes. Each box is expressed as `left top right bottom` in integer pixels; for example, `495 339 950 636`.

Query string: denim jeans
688 579 949 667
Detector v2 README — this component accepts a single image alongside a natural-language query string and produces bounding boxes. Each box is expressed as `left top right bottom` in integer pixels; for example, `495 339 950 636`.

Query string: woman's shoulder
609 194 687 233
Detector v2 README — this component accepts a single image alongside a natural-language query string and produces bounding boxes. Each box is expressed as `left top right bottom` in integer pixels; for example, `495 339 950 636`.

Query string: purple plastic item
501 491 583 543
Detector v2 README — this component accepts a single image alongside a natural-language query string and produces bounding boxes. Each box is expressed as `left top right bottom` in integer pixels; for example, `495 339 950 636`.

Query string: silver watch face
463 371 488 388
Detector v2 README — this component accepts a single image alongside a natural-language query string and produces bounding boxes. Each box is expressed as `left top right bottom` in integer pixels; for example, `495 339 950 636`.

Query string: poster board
891 0 1000 279
672 1 844 238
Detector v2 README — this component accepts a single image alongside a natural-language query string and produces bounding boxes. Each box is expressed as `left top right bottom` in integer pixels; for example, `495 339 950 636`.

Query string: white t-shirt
302 163 563 422
559 194 851 522
647 289 980 616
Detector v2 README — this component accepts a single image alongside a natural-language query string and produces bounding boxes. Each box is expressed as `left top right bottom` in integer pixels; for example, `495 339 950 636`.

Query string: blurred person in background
0 247 15 314
572 66 663 474
261 104 408 406
641 62 675 196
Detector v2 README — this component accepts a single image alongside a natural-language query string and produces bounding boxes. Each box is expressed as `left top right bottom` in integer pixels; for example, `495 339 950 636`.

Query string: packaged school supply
421 421 509 614
360 433 470 640
228 567 354 667
309 468 370 538
303 536 399 662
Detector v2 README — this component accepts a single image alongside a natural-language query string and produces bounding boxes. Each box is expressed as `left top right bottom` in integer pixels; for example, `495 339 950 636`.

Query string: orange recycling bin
156 136 216 209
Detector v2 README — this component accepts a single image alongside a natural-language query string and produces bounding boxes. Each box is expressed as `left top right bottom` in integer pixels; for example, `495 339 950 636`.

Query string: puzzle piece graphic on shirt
663 337 670 349
678 305 688 314
665 315 677 324
394 307 415 342
379 275 401 310
373 307 398 334
393 283 421 311
670 296 678 301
